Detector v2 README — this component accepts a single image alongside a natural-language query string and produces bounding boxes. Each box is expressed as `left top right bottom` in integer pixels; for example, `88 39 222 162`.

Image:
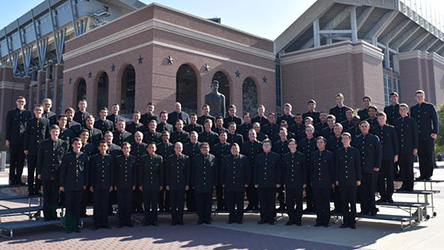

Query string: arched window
96 72 109 116
121 65 136 115
242 77 258 117
76 78 86 104
176 64 198 114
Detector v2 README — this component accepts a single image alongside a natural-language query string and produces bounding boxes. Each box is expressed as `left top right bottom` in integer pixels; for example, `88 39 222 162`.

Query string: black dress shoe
103 225 111 229
197 220 203 225
323 224 330 228
376 198 386 202
204 221 211 225
227 221 233 224
91 226 99 230
387 198 394 203
117 224 123 228
153 222 159 226
143 222 150 227
177 221 185 225
269 221 275 225
237 221 243 224
350 224 357 229
295 222 302 226
127 223 134 227
171 222 177 226
314 222 322 227
74 228 81 233
245 206 254 211
340 224 348 228
258 220 266 224
416 176 425 181
285 221 294 226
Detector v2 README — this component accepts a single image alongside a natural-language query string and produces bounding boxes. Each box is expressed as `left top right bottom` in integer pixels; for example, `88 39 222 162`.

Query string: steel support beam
4 28 12 66
402 33 430 51
313 19 320 47
350 6 358 42
357 7 375 31
47 0 65 64
16 19 32 76
364 11 398 45
380 20 411 44
31 9 47 71
69 0 79 36
392 26 421 49
420 38 439 51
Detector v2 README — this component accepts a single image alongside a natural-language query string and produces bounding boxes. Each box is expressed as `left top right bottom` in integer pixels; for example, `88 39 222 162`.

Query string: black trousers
333 186 341 212
117 188 133 225
399 154 414 190
170 189 185 223
258 187 276 223
305 184 315 211
339 186 357 226
93 189 110 227
9 144 25 184
159 189 170 211
132 188 144 212
195 192 212 222
143 190 159 223
246 186 258 209
225 190 245 222
186 189 196 211
42 179 59 220
27 155 41 194
379 159 394 200
81 190 92 216
216 185 225 210
286 187 303 223
313 187 331 225
418 138 435 178
360 173 377 214
65 190 83 231
277 186 286 208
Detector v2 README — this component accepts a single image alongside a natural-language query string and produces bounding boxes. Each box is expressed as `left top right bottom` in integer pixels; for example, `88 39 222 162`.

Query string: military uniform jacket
43 110 57 125
298 137 317 163
335 147 361 186
198 130 219 146
165 154 190 190
314 122 328 134
126 121 145 135
370 124 399 160
197 115 215 128
227 132 244 145
223 115 242 128
183 142 202 160
156 142 174 159
281 151 306 189
59 127 76 146
273 140 290 157
24 117 50 155
410 102 438 140
256 132 268 142
212 127 228 135
393 117 418 154
357 108 369 121
168 111 190 126
184 123 204 134
241 140 263 169
170 130 190 144
191 153 218 193
87 127 103 147
303 111 320 125
113 130 133 146
251 115 268 127
384 104 400 125
157 122 173 133
140 113 158 128
262 123 280 139
341 120 354 132
329 105 349 123
143 131 162 144
321 127 335 140
90 154 114 189
277 114 295 126
37 139 69 180
138 154 164 192
211 142 231 166
130 142 148 158
94 119 114 134
67 120 82 135
352 134 382 173
5 108 32 145
254 151 282 188
289 124 305 141
220 154 251 192
81 142 96 156
106 114 123 126
60 152 89 191
366 117 378 128
347 126 361 139
73 110 90 127
327 136 343 153
237 123 253 141
310 150 334 189
108 143 122 158
114 155 137 189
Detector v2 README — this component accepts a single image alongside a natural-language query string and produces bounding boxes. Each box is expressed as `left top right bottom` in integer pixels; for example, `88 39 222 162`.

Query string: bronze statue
205 80 226 117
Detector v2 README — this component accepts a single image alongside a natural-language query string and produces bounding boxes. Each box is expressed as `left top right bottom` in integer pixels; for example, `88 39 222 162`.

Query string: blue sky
0 0 443 40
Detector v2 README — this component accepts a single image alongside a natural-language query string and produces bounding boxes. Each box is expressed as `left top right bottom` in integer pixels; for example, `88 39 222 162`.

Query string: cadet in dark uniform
241 129 262 210
213 116 228 134
24 105 50 195
314 113 328 135
199 119 219 146
254 139 282 225
251 105 268 127
303 100 320 124
126 111 145 135
341 108 354 132
371 112 398 203
237 113 253 142
143 120 162 144
262 113 280 140
58 115 76 146
85 116 103 147
329 93 349 123
311 137 334 227
94 107 114 134
357 96 372 121
106 104 124 128
353 121 382 215
73 99 90 128
113 119 133 146
273 128 290 211
289 114 305 142
227 122 244 145
78 129 95 217
184 113 204 134
65 107 82 136
5 96 32 184
60 137 88 233
253 122 268 142
384 92 400 125
326 123 343 212
281 139 306 226
157 111 173 134
221 143 250 224
42 98 57 125
140 103 159 129
211 131 231 211
336 133 361 229
139 143 164 226
394 104 418 191
165 142 190 225
366 106 379 128
114 142 137 228
277 103 295 127
183 131 202 212
157 131 174 212
192 143 218 225
170 119 190 144
410 90 438 180
321 115 336 139
347 116 362 139
197 104 216 128
130 131 147 212
298 125 317 212
103 131 122 158
224 104 243 128
37 125 69 220
168 102 190 126
90 140 114 230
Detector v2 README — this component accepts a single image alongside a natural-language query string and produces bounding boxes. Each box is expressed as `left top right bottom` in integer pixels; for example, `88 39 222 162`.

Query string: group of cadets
4 89 438 233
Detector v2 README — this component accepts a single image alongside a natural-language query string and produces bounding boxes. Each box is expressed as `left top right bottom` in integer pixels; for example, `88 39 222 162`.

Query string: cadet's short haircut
160 110 168 116
200 142 209 148
204 119 213 125
190 113 197 117
307 99 316 105
268 112 276 117
175 142 183 147
279 127 288 133
78 99 87 104
249 128 256 133
305 117 313 122
86 115 95 121
17 96 26 101
57 114 67 120
336 93 344 98
190 131 198 136
368 105 378 112
176 119 184 125
253 122 260 127
306 124 315 130
326 115 336 121
243 112 250 117
262 139 272 145
231 143 239 148
283 103 292 109
80 129 89 135
98 140 107 145
363 96 372 101
72 137 82 144
295 113 302 117
258 104 265 109
359 120 370 126
202 104 209 109
116 119 125 124
288 138 297 144
228 104 236 110
50 125 60 131
104 131 113 136
134 131 143 136
280 120 288 125
146 142 156 148
34 104 43 109
390 92 399 97
43 98 52 104
377 112 387 117
316 136 327 143
333 123 343 129
228 122 237 127
399 103 409 109
216 116 224 121
162 131 170 136
341 132 352 139
219 130 227 135
65 107 75 113
134 111 141 115
345 107 354 112
121 142 131 148
100 107 108 112
416 90 425 95
149 119 157 125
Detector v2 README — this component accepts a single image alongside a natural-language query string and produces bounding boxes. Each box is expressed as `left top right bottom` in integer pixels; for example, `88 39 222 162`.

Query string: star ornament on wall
262 76 267 83
111 64 116 72
166 55 173 65
235 70 241 78
138 55 144 64
88 71 92 78
203 63 210 72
